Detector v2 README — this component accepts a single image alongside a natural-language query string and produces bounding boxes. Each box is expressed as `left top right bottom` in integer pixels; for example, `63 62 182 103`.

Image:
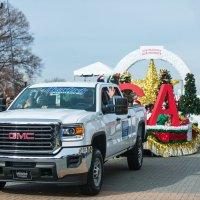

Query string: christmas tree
139 59 159 105
178 73 200 115
158 69 172 89
119 71 132 83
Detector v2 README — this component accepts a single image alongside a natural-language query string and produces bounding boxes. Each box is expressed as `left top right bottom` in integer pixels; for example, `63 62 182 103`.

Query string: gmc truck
0 82 146 195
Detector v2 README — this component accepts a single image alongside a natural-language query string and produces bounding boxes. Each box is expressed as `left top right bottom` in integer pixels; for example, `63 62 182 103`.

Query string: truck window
9 87 96 112
101 87 110 108
101 87 116 114
114 87 122 97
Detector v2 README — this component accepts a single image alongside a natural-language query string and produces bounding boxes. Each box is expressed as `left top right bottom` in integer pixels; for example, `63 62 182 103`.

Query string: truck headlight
61 124 84 140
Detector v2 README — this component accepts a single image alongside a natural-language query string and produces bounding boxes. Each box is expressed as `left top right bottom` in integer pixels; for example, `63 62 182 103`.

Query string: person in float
97 75 105 82
132 94 141 106
146 103 154 122
107 73 120 85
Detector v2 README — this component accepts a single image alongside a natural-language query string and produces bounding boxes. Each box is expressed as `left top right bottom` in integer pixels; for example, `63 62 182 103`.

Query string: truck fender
137 121 146 142
91 131 106 161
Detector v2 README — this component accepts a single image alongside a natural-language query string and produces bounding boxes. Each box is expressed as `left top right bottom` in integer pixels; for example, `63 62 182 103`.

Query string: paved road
1 152 200 200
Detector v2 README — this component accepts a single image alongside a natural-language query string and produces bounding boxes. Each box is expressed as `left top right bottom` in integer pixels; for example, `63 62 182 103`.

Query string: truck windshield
9 87 96 111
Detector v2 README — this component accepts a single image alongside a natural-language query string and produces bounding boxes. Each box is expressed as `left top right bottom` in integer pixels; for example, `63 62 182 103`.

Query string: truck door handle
127 115 131 119
116 117 121 122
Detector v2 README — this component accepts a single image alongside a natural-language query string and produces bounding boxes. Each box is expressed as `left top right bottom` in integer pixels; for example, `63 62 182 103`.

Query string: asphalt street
0 152 200 200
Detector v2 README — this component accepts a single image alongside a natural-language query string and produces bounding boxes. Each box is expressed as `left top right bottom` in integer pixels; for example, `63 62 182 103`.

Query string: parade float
145 78 200 157
112 46 200 157
114 64 200 157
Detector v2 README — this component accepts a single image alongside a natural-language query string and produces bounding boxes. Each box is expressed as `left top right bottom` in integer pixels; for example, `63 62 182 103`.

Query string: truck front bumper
0 146 92 185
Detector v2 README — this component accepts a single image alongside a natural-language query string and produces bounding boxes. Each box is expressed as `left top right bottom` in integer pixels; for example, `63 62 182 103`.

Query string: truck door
116 114 131 151
106 86 131 154
102 113 118 157
123 108 137 149
114 88 137 151
101 87 119 157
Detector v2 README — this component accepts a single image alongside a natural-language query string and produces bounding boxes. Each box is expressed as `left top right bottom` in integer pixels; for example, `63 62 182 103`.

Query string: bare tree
0 1 42 96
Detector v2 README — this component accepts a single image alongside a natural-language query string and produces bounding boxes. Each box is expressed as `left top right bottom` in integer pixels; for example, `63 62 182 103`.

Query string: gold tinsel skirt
145 125 200 157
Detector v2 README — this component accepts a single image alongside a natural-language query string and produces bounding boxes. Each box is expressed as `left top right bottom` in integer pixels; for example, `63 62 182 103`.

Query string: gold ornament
171 80 180 86
132 59 159 105
132 60 180 105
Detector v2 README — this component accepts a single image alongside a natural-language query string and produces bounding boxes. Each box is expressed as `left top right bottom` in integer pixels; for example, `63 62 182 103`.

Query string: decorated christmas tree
178 73 200 115
119 71 132 83
158 69 172 89
139 59 159 105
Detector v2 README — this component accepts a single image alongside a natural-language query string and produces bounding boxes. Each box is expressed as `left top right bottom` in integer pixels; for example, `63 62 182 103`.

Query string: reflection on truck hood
0 109 94 124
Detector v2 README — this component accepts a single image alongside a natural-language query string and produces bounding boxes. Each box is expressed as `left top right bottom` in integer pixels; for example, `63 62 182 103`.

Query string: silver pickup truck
0 82 146 195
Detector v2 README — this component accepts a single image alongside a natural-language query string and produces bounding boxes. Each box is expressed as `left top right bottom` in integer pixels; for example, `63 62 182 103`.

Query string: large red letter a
148 84 180 126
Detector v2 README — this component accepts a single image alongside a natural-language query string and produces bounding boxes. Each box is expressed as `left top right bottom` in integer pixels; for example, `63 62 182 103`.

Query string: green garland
147 125 190 134
147 129 188 134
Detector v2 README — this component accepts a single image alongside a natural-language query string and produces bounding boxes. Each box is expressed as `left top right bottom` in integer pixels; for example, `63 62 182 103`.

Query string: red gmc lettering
8 132 35 140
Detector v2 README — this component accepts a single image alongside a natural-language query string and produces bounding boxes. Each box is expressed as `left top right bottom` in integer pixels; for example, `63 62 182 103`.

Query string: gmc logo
8 132 35 140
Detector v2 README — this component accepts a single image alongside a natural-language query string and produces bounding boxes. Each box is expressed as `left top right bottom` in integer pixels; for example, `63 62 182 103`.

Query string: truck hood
0 109 94 124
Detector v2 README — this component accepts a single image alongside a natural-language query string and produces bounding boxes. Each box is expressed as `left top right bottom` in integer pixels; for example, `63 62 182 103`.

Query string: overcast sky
9 0 200 92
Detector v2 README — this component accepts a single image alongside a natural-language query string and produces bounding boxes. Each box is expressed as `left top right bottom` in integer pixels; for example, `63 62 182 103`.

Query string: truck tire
127 134 143 171
80 149 103 195
0 182 6 189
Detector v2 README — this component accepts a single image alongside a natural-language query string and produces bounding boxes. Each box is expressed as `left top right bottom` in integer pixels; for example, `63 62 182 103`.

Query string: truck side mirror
114 97 128 115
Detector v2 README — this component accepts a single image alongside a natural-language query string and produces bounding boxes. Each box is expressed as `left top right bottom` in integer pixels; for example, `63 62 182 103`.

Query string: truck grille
0 124 61 155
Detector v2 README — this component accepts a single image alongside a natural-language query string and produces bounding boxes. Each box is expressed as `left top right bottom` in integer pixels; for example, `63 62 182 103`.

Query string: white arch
115 46 190 82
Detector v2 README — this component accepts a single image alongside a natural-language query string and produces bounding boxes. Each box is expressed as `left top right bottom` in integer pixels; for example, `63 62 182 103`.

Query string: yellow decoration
133 59 159 105
145 125 200 157
132 60 180 105
133 79 145 88
171 80 180 86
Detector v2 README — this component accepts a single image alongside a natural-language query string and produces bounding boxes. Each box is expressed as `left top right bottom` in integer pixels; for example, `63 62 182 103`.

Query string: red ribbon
154 132 187 143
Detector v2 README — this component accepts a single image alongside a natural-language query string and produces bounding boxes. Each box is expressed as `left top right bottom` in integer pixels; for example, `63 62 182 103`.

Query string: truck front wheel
0 182 6 190
80 148 103 195
127 135 143 170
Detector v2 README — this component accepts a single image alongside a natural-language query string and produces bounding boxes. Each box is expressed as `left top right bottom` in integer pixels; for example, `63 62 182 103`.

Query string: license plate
13 170 32 180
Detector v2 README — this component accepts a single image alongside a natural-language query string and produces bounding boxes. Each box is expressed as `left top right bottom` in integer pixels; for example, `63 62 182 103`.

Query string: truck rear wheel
127 134 143 170
80 148 103 196
0 182 6 189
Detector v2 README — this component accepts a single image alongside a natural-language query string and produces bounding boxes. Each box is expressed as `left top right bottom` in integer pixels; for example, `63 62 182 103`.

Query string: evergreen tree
158 69 172 90
119 71 132 83
178 73 200 115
